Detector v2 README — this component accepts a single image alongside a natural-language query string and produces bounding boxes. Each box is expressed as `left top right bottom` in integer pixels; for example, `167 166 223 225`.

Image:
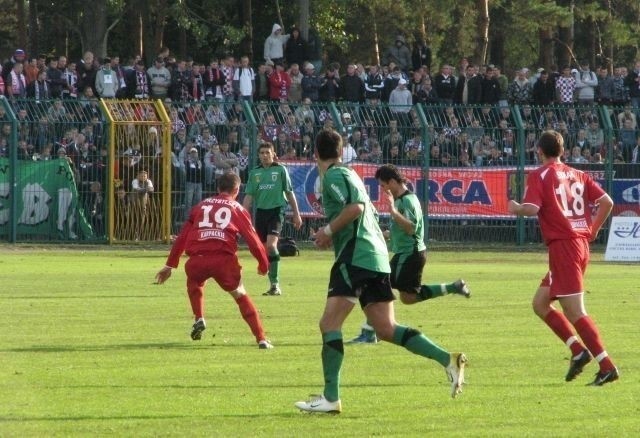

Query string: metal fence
1 96 638 245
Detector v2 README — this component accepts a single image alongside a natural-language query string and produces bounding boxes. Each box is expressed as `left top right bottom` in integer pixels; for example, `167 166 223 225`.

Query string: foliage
0 247 637 435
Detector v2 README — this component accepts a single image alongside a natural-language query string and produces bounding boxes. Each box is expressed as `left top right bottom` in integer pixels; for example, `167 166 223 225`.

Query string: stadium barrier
1 97 638 245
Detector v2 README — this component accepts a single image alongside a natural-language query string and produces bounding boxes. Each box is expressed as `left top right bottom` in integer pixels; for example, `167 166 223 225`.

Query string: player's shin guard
235 294 266 342
392 325 450 367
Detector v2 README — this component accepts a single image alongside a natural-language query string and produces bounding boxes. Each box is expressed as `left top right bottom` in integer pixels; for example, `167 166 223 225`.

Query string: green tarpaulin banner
0 158 94 239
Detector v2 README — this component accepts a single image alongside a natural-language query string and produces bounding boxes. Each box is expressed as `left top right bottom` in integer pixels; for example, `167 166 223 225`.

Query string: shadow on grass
12 295 160 300
0 414 188 423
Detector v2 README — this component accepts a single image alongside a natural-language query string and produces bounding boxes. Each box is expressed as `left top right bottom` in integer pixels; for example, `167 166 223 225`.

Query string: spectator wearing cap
147 56 172 99
2 49 26 85
285 26 307 67
95 57 119 98
389 78 412 127
341 63 365 103
301 62 321 102
264 23 290 65
507 68 533 105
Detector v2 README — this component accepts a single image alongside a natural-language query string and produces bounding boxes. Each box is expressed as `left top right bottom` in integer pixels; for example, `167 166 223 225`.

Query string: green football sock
392 324 449 367
417 284 447 300
322 331 344 402
268 252 280 285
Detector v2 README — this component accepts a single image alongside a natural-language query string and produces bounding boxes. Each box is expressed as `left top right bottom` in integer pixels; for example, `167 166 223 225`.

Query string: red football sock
573 316 615 371
236 294 266 343
544 309 584 357
186 281 204 320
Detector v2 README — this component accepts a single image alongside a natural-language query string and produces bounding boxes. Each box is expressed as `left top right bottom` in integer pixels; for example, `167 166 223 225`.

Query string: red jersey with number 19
165 194 268 272
522 162 607 245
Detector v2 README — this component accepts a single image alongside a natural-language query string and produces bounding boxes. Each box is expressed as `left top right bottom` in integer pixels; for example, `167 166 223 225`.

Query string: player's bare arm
313 202 364 249
508 200 539 217
285 191 303 229
590 193 614 241
155 266 173 284
241 194 253 211
384 190 415 235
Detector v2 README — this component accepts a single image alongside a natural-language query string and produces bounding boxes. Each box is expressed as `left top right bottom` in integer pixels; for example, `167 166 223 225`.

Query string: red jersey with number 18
522 162 607 245
166 194 268 271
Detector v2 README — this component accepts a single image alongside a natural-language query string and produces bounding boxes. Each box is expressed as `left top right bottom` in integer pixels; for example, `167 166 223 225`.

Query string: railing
1 97 637 244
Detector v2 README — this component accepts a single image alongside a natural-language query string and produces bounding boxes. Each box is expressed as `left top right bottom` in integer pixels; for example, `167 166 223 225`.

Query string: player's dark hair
217 172 240 193
258 142 275 153
537 130 563 158
375 164 406 184
315 129 342 160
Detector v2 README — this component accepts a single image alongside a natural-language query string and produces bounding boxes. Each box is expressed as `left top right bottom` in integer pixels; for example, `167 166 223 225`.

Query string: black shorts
328 263 395 308
390 250 426 294
255 207 284 243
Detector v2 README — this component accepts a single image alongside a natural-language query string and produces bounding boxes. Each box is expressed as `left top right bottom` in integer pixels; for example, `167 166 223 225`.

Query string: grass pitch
0 245 638 437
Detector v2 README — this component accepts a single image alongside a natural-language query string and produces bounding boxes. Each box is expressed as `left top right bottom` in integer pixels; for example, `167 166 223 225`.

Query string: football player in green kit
295 130 467 414
243 142 302 295
348 164 471 344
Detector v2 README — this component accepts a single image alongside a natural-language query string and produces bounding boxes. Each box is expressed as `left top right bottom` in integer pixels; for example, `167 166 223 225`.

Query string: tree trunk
16 0 27 50
474 0 490 65
298 0 309 40
538 27 554 70
27 0 38 57
79 0 109 57
241 0 253 60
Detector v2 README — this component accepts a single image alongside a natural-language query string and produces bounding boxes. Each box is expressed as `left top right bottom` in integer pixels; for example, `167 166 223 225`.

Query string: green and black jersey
245 163 293 209
321 164 390 274
389 190 426 254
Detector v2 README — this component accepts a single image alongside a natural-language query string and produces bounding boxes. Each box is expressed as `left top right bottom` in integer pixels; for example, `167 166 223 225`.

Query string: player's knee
398 292 417 304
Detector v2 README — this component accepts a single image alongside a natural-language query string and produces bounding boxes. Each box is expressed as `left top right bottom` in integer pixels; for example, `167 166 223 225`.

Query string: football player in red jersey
155 172 274 349
508 130 618 385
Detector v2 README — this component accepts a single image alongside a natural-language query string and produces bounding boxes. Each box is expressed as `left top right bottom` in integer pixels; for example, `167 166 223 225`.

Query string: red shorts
184 253 242 292
539 238 590 299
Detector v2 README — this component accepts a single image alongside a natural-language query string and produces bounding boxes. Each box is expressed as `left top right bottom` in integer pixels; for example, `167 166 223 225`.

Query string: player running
508 130 618 385
155 172 273 349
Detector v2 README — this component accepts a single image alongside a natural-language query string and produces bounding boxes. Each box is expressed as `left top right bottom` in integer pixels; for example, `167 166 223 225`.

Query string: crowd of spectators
2 29 640 237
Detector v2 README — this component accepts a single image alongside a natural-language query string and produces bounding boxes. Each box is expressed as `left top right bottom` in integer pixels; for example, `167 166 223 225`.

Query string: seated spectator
617 104 637 129
569 145 589 164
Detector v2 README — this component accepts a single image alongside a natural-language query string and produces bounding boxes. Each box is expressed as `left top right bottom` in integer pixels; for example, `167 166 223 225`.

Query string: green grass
0 246 638 437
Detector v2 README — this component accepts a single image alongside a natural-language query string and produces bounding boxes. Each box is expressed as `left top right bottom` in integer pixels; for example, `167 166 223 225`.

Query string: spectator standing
383 35 412 73
555 66 577 105
494 66 509 106
2 49 26 84
26 69 50 100
220 55 236 103
624 61 640 112
595 66 615 105
46 58 65 98
61 61 78 99
170 60 191 102
480 66 501 105
95 57 119 98
301 63 321 102
412 38 432 72
532 70 555 106
342 64 365 103
508 130 618 387
264 23 289 65
507 68 533 105
154 172 273 349
388 78 412 127
319 65 341 102
574 61 598 105
76 51 97 96
285 26 307 67
364 65 384 102
147 57 172 100
268 61 291 102
433 64 456 104
183 147 204 219
287 63 303 103
6 62 27 99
